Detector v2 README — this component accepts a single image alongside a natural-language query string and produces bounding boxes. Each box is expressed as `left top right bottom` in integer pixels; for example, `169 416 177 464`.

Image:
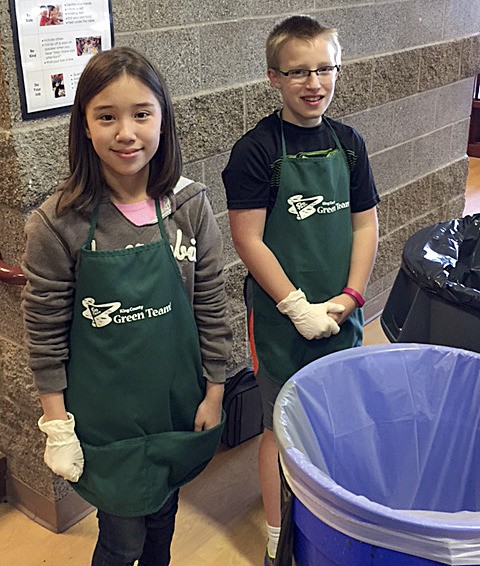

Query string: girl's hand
194 382 224 431
38 412 84 482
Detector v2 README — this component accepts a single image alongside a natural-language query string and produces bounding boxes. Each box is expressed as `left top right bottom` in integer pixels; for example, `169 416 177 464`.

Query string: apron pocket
146 416 225 487
74 417 224 517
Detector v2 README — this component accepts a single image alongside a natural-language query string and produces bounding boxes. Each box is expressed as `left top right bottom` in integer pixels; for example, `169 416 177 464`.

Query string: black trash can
381 214 480 352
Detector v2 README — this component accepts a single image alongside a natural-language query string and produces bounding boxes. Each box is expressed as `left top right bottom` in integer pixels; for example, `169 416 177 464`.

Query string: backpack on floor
222 367 264 448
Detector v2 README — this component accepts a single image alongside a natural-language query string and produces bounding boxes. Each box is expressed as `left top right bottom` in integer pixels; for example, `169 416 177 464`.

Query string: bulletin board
9 0 114 120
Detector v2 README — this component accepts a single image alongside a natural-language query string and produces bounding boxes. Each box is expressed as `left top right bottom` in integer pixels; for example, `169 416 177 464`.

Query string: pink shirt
113 199 157 226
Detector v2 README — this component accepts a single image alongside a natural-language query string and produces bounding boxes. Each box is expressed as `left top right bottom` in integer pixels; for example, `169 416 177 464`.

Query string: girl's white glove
277 288 345 340
38 412 84 482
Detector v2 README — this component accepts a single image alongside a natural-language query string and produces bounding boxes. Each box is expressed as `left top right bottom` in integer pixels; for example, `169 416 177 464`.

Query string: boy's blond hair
266 15 341 70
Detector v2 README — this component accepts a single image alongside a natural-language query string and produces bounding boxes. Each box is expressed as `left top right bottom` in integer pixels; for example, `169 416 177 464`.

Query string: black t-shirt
223 111 379 213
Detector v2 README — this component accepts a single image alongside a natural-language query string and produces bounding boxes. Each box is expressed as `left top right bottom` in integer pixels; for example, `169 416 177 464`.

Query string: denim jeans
91 491 179 566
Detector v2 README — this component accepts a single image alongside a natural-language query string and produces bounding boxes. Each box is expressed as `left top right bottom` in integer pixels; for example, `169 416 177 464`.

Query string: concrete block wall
0 0 478 531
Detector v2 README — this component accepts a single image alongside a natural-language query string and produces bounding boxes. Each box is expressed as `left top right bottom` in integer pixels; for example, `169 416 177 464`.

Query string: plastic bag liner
274 344 480 565
402 214 480 311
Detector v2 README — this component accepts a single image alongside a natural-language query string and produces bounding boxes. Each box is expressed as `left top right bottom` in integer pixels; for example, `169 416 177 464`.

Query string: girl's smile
112 148 143 158
85 74 162 203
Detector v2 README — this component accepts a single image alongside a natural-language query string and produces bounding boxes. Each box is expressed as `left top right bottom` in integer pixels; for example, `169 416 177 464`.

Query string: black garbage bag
402 213 480 311
381 214 480 351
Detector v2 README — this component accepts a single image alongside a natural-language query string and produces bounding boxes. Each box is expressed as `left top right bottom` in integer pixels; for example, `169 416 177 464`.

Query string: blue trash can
274 344 480 565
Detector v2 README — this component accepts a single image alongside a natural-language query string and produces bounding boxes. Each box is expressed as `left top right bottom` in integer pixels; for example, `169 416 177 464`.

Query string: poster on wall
9 0 114 120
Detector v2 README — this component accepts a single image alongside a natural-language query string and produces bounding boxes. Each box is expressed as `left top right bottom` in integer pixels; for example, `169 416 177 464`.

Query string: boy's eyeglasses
276 65 340 82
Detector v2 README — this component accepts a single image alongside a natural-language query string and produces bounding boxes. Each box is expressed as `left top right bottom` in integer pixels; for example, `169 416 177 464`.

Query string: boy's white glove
38 412 84 482
277 289 345 340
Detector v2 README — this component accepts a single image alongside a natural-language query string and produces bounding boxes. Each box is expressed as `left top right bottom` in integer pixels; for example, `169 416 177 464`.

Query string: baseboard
6 472 94 533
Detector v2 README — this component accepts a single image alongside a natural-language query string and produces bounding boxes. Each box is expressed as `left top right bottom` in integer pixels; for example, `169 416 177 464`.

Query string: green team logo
82 297 172 328
81 298 121 327
287 195 324 219
287 194 350 220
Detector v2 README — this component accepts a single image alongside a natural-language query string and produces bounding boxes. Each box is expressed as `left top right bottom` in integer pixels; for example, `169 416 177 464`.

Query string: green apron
252 117 363 386
65 200 224 516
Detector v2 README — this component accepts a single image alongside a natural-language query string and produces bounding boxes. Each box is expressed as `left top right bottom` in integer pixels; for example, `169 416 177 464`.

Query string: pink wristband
342 287 365 307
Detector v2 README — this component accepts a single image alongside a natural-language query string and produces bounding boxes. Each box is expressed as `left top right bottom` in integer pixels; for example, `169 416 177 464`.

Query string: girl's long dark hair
56 47 182 214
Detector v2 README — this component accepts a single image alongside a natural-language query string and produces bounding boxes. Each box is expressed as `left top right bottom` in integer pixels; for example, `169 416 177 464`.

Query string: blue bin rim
274 343 480 538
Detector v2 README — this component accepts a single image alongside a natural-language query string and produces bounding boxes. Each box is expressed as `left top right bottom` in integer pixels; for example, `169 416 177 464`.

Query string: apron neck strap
85 205 100 247
154 198 168 240
85 198 168 248
280 112 288 158
323 117 349 168
279 112 345 158
323 117 343 152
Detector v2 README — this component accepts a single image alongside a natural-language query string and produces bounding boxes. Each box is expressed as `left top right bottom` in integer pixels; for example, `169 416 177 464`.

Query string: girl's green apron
252 117 363 386
65 200 224 516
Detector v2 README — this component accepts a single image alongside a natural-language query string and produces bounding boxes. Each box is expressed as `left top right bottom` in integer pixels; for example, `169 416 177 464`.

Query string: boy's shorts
245 275 282 431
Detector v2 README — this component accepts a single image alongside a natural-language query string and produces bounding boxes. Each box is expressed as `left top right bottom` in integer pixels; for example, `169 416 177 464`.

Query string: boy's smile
268 37 338 128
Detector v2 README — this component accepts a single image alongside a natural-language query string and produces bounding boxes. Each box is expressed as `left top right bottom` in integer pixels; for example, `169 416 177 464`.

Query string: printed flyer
10 0 113 118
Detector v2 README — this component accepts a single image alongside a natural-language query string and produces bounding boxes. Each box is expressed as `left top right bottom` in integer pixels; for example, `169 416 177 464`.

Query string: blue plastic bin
274 344 480 565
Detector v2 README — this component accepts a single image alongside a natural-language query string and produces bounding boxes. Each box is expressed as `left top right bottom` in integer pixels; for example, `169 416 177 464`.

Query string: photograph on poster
39 5 64 26
76 36 101 56
9 0 113 118
51 73 65 97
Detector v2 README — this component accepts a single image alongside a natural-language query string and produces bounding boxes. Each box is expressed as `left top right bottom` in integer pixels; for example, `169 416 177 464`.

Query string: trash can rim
274 343 480 537
283 342 480 365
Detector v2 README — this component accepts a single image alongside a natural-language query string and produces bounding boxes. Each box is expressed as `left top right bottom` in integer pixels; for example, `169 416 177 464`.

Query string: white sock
267 523 281 558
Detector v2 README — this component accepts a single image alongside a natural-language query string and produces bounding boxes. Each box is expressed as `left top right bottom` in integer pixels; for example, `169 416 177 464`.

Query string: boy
222 15 379 565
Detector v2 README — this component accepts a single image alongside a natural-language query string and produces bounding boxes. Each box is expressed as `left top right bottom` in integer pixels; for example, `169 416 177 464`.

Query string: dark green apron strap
323 117 349 169
85 205 100 248
280 115 288 158
154 198 167 240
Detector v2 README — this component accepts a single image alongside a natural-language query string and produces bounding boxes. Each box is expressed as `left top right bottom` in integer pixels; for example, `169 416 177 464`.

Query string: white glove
277 289 345 340
38 412 84 482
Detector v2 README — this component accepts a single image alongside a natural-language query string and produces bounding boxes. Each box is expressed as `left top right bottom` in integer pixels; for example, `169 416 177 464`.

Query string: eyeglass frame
275 65 341 81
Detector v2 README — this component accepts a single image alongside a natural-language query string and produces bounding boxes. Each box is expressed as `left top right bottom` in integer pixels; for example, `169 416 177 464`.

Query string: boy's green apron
252 116 363 386
65 200 224 516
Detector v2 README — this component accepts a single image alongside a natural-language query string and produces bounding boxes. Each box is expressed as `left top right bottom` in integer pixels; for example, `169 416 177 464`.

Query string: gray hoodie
21 177 232 394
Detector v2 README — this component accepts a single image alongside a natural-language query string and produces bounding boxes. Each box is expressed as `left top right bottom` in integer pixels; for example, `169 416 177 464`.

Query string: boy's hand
277 289 345 340
327 293 358 325
38 412 84 482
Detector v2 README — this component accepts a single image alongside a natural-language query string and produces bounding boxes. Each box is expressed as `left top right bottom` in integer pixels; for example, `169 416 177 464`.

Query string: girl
22 47 232 566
